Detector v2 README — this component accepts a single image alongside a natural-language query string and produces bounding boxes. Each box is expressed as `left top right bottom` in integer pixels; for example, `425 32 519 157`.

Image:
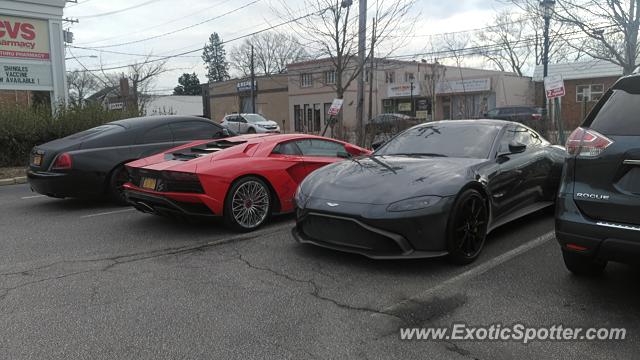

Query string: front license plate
141 177 157 190
33 154 42 166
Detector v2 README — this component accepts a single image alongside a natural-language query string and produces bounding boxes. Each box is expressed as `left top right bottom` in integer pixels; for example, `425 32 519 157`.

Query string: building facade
205 74 289 131
287 58 534 140
533 60 623 131
0 0 67 107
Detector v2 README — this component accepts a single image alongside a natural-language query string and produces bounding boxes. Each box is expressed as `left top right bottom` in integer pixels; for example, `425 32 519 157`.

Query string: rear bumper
27 170 103 198
123 184 220 218
556 193 640 264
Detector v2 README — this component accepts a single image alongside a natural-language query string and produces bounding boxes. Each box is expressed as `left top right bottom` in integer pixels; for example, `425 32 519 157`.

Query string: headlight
256 124 267 128
294 186 309 208
387 195 441 212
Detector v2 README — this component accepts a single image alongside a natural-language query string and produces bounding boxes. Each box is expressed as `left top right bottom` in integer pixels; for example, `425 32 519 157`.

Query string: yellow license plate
141 177 157 190
33 154 42 166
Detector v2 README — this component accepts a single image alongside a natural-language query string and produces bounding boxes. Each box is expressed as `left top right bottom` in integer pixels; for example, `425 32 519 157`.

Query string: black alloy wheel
108 165 130 206
447 189 489 265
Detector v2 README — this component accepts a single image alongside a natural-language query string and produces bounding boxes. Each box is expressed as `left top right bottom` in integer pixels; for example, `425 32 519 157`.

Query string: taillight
162 171 199 182
531 113 542 121
51 153 72 170
565 127 613 157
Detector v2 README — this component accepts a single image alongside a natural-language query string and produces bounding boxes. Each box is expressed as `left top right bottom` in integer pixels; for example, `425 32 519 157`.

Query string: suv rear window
586 89 640 136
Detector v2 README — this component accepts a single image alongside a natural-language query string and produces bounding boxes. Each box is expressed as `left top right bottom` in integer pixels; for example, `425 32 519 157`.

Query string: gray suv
220 113 281 134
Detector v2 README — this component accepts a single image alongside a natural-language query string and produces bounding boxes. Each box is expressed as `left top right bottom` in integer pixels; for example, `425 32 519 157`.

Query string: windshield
375 123 501 159
243 114 268 123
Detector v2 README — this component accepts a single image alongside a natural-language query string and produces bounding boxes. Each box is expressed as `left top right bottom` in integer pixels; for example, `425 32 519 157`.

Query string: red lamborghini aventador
123 133 371 232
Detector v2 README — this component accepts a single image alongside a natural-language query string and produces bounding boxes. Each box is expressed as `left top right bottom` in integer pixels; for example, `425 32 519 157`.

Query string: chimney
119 78 130 97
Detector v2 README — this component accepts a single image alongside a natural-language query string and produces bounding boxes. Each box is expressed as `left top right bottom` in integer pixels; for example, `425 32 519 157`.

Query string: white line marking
21 195 45 199
80 208 135 218
377 230 555 315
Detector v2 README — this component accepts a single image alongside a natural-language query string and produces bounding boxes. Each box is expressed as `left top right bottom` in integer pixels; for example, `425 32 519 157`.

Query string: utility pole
367 17 377 130
250 44 256 113
355 0 367 146
540 0 555 138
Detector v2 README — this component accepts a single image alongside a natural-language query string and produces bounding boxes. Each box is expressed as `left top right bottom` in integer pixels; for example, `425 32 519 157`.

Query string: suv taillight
566 127 613 157
531 113 542 121
52 153 72 170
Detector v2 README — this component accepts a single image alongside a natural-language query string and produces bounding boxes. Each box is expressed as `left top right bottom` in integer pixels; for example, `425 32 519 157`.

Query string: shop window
294 105 302 132
404 72 415 82
385 71 395 84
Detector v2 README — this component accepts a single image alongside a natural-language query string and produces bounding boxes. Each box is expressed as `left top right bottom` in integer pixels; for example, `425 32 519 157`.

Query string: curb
0 176 27 186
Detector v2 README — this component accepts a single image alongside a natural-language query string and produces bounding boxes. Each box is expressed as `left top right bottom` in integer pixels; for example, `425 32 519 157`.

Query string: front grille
300 214 401 253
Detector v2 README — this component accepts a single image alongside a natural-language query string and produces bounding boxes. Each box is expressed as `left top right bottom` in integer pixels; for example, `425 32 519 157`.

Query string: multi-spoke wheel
108 165 129 206
224 176 272 232
447 189 488 265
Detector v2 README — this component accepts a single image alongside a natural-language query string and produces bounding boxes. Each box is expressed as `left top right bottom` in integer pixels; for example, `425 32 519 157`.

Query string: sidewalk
0 167 27 186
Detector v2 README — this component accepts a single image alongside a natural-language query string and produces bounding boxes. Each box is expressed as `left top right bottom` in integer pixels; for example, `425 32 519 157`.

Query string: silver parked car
220 113 281 134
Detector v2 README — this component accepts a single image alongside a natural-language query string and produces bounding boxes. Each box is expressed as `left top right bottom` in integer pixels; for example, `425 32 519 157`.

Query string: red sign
0 16 50 60
544 75 565 100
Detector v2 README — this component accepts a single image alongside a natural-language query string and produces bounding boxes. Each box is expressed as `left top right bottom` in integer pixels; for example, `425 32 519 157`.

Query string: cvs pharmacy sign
0 15 49 60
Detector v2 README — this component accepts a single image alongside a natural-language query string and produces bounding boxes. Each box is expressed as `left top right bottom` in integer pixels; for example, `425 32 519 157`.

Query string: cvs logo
0 21 36 41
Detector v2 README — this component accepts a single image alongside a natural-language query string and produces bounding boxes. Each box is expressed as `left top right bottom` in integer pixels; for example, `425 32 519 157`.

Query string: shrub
0 104 139 167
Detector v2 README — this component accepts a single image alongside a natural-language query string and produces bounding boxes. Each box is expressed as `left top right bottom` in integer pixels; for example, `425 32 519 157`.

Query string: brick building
533 60 623 132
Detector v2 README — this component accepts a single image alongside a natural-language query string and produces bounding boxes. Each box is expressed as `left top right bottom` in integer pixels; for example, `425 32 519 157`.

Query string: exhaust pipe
135 201 156 214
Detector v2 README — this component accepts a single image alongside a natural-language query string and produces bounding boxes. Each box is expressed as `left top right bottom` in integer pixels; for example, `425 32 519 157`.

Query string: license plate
141 177 157 190
33 154 42 166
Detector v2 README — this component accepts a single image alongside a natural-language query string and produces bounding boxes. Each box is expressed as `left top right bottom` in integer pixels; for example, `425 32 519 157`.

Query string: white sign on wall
387 83 420 98
544 75 565 99
0 15 50 60
0 61 52 90
436 78 491 94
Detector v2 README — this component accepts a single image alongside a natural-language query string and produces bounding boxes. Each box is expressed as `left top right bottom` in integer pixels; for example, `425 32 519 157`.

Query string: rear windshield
586 89 640 136
66 124 124 140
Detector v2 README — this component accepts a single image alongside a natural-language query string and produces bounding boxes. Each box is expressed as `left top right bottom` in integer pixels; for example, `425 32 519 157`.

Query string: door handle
623 159 640 166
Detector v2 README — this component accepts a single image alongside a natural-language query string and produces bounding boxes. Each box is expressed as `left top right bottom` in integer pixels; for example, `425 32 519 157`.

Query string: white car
220 113 281 134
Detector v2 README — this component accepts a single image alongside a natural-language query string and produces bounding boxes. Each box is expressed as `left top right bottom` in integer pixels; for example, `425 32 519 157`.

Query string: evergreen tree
173 73 202 95
202 33 230 83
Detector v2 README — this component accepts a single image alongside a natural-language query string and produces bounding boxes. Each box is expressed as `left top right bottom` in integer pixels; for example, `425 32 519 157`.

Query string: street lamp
65 55 97 60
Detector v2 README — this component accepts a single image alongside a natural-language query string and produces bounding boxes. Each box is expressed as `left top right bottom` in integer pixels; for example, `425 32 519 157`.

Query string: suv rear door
572 83 640 225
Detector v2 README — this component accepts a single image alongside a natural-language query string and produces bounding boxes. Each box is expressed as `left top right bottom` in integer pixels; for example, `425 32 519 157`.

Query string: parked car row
25 74 640 275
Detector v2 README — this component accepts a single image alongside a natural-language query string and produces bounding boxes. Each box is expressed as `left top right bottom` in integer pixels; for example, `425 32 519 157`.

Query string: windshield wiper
384 153 448 157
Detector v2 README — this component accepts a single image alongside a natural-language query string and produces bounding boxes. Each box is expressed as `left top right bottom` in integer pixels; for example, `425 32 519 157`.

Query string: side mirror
221 128 230 137
508 141 527 154
371 141 384 150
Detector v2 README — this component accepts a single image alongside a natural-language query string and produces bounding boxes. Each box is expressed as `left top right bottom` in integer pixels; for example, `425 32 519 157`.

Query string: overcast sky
64 0 512 94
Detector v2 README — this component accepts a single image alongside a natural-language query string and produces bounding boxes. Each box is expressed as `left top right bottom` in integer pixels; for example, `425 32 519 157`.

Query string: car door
169 120 227 145
225 116 240 133
296 138 349 174
269 141 308 184
133 123 175 158
488 125 524 219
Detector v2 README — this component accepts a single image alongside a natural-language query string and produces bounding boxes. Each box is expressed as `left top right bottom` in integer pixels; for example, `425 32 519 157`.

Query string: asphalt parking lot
1 183 638 359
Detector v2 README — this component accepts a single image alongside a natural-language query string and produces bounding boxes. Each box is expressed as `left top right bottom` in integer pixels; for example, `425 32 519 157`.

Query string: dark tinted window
296 139 346 157
587 89 640 135
376 123 501 159
140 124 172 144
272 141 302 155
66 124 124 140
170 121 223 141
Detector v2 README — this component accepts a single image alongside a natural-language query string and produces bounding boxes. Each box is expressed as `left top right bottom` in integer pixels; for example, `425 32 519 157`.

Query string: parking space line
21 195 45 199
377 230 555 316
80 208 136 218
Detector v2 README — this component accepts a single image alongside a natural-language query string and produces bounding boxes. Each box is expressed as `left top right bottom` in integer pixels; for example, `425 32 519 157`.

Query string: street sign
327 98 344 116
544 75 565 99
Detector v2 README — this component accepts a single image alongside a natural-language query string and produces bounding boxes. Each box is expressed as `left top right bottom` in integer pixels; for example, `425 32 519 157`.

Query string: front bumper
123 184 220 218
27 170 104 198
254 127 280 133
293 196 454 259
556 193 640 264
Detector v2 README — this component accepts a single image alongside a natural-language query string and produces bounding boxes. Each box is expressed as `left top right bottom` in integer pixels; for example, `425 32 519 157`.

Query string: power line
79 0 262 49
77 0 167 19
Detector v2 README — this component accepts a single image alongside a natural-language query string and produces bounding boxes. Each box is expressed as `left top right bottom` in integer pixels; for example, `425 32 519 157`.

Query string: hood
302 155 485 204
254 120 279 127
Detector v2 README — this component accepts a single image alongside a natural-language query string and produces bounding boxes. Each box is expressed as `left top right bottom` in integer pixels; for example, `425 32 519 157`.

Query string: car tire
562 249 607 276
224 176 272 232
446 189 489 265
247 127 256 134
107 165 129 206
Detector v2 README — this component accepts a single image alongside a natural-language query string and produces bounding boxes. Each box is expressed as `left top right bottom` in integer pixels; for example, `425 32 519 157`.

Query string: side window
486 109 499 117
296 139 347 157
498 126 516 153
513 126 535 148
272 141 302 156
140 124 173 144
170 121 223 141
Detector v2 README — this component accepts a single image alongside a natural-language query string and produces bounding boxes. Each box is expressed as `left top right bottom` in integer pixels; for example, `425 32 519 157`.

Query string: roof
109 115 211 129
532 60 623 82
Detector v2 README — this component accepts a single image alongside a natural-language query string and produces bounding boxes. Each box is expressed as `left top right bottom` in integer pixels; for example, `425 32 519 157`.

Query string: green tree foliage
173 72 202 95
202 33 230 82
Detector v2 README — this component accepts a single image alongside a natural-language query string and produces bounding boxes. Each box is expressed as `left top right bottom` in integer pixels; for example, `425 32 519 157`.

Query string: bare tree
274 0 416 138
229 31 308 76
475 11 532 76
66 69 99 107
554 0 640 74
440 33 471 118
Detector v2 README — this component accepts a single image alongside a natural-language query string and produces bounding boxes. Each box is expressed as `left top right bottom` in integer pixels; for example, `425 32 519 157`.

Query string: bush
0 104 139 167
